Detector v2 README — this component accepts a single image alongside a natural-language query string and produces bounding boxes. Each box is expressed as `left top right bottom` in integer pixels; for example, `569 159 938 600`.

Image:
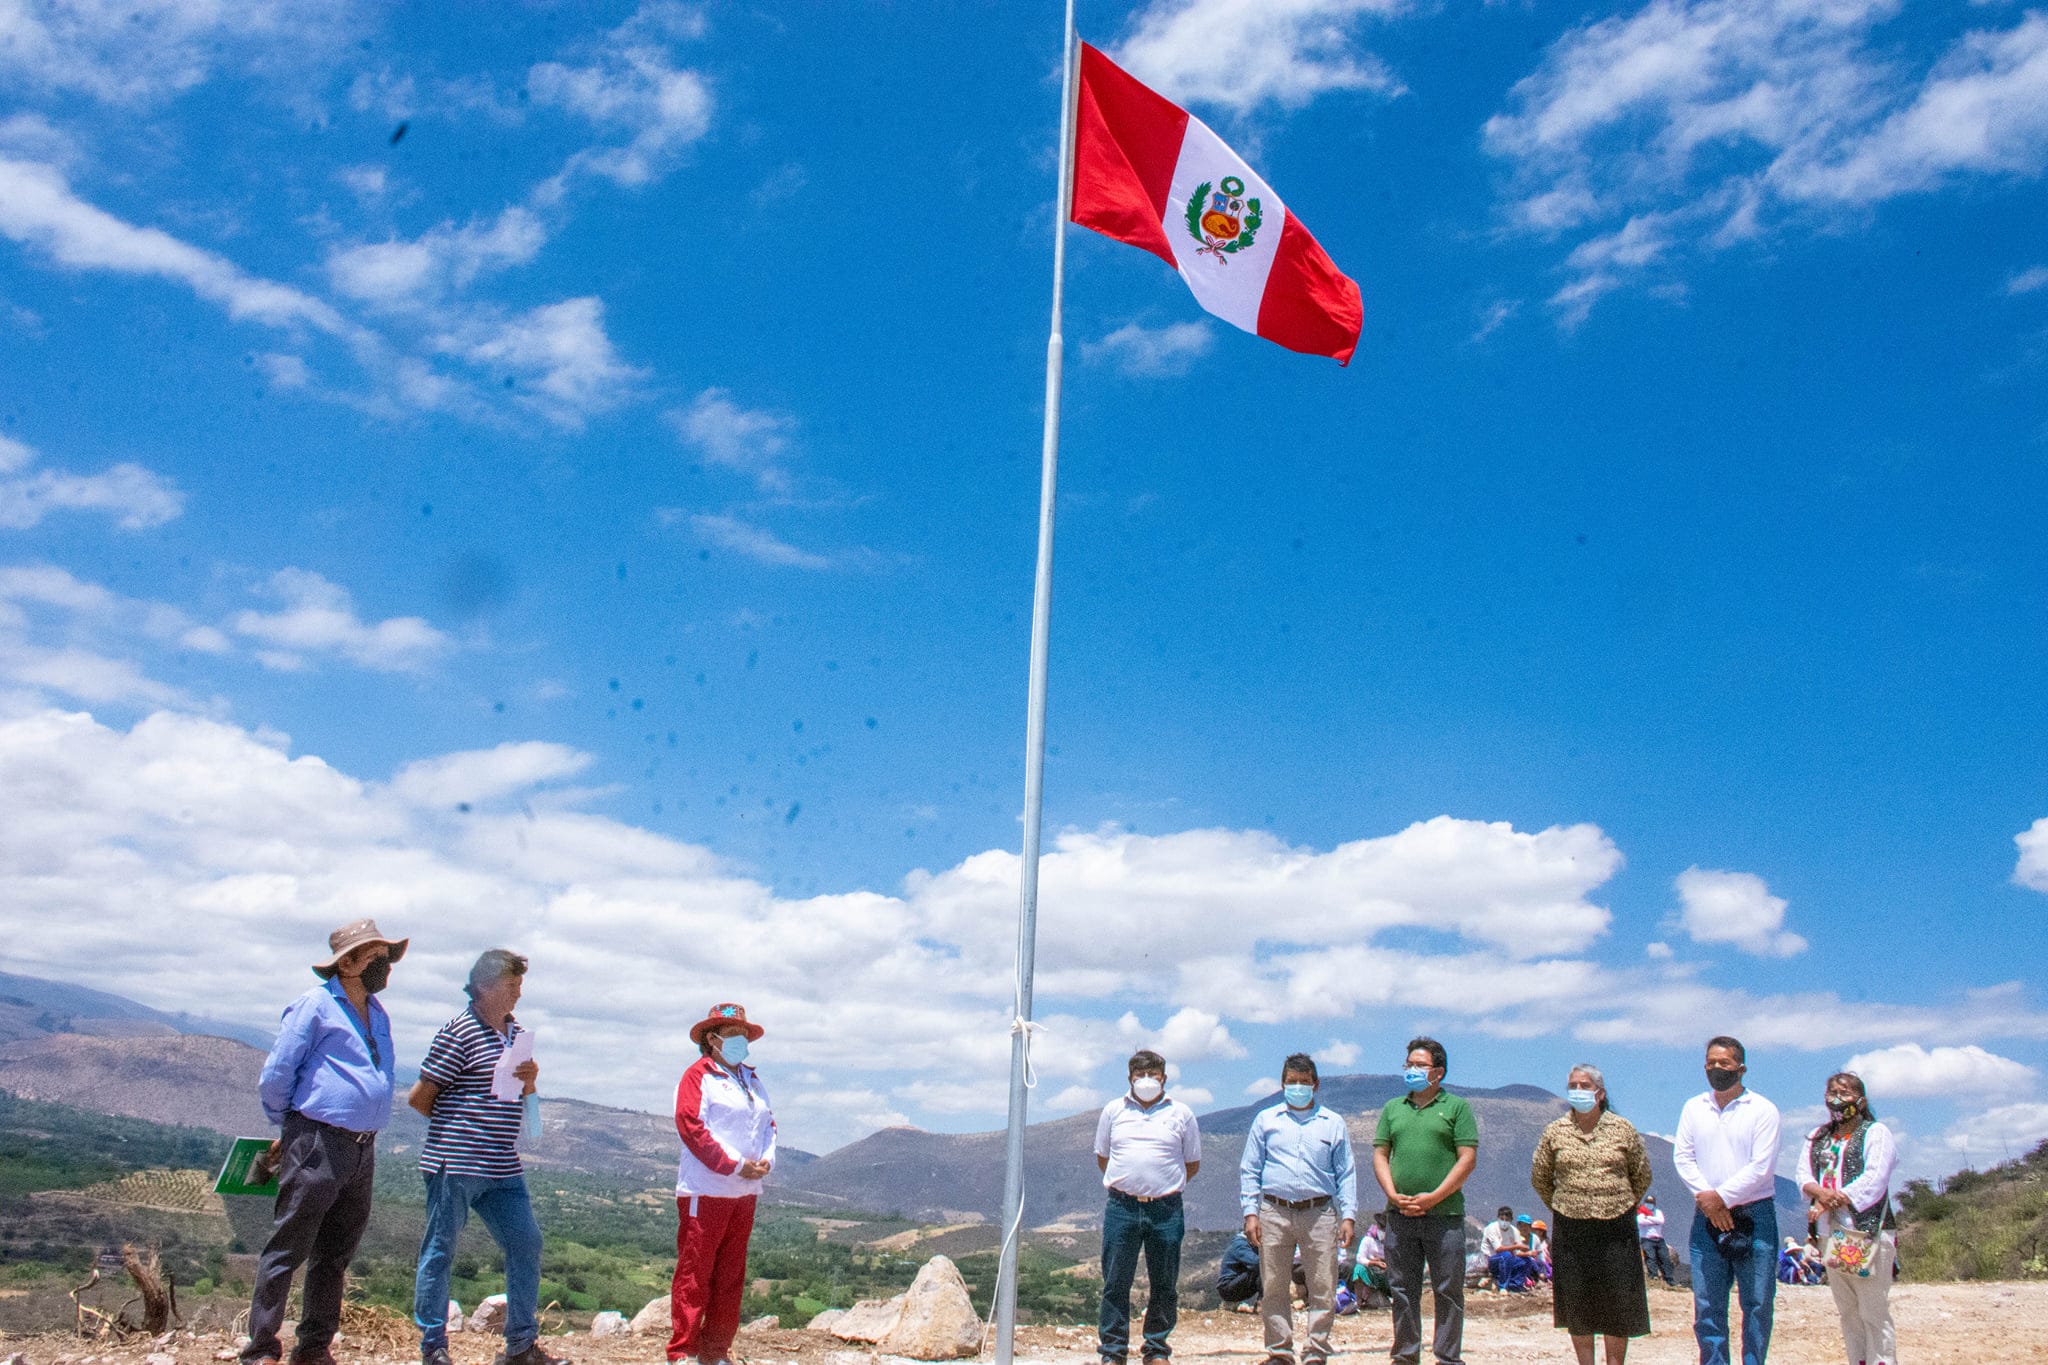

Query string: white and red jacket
674 1055 776 1199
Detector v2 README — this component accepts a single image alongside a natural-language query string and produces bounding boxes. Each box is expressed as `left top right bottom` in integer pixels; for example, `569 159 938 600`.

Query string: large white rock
827 1294 905 1343
629 1296 670 1336
447 1300 465 1333
468 1294 509 1333
878 1256 984 1361
589 1312 630 1338
805 1309 846 1334
742 1315 779 1331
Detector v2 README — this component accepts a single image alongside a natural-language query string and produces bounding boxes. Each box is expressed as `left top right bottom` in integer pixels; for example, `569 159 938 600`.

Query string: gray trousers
242 1112 376 1365
1258 1199 1339 1363
1385 1211 1465 1365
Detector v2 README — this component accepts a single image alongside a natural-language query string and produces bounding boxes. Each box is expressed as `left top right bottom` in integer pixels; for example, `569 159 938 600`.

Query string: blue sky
3 0 2047 1174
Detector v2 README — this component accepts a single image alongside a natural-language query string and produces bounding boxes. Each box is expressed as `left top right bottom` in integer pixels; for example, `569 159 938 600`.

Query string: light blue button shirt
1239 1101 1359 1220
257 977 396 1131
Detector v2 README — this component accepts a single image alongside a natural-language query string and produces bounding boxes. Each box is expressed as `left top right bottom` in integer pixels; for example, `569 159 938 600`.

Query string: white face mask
1130 1076 1164 1102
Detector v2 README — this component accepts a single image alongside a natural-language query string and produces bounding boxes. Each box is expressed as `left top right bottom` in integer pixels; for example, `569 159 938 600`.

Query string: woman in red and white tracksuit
668 1003 776 1365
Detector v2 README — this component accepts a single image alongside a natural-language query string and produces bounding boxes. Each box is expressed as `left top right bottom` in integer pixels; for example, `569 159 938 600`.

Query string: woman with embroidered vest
1530 1064 1653 1365
667 1004 776 1365
1796 1073 1897 1365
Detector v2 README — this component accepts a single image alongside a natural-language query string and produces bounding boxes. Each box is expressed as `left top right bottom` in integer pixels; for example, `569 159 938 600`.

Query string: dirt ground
2 1280 2039 1365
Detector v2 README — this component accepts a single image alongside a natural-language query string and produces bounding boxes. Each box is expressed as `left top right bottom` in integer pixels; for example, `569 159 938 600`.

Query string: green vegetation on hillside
1897 1138 2048 1281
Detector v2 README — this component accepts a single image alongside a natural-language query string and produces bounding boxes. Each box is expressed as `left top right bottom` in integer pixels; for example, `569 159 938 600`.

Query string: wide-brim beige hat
312 918 410 978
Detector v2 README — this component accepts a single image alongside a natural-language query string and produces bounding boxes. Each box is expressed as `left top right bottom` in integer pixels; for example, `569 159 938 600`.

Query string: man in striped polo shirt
408 950 566 1365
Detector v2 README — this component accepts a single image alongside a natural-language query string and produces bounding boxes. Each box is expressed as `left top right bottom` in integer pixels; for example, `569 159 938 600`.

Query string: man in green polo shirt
1372 1037 1478 1365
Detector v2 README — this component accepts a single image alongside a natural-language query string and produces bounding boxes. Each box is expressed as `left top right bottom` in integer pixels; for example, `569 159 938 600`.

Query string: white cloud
669 389 796 492
1082 321 1215 377
2016 817 2048 893
1645 941 1674 960
1116 1006 1248 1063
1572 978 2048 1055
1245 1076 1279 1097
1674 866 1806 957
1115 0 1406 115
530 1 713 196
0 0 359 106
230 568 450 673
1843 1043 2038 1100
0 436 182 531
2010 265 2048 296
1470 300 1519 343
7 697 2045 1152
0 563 221 708
442 297 644 426
256 354 310 390
684 513 832 570
1487 3 2048 320
1173 1085 1215 1106
390 742 594 810
1935 1102 2048 1165
1321 1039 1361 1068
327 207 547 309
0 157 358 339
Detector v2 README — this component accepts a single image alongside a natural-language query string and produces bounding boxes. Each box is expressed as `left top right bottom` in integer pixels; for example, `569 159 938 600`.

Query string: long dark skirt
1552 1211 1651 1338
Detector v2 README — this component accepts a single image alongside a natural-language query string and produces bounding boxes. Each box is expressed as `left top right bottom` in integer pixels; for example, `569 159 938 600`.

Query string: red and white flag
1070 43 1363 366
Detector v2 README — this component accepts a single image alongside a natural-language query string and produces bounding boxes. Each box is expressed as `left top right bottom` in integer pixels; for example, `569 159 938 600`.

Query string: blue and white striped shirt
418 1008 525 1179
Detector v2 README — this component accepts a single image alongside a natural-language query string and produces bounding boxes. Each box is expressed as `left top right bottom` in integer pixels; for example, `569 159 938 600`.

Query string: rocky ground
3 1279 2044 1365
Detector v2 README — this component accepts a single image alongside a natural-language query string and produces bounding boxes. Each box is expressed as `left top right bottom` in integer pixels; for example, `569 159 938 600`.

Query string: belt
289 1110 376 1145
1263 1193 1331 1211
1109 1188 1182 1204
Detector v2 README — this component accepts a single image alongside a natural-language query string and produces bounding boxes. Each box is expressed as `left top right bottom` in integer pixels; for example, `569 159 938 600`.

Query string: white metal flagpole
993 3 1078 1362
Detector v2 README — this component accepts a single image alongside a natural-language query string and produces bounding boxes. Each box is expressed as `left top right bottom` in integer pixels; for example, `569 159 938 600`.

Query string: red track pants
667 1193 756 1362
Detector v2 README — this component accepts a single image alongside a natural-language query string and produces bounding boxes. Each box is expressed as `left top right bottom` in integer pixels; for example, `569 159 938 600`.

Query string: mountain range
0 968 1803 1242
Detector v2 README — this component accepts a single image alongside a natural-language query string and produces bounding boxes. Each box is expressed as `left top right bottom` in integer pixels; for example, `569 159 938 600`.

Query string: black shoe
423 1348 454 1365
494 1345 571 1365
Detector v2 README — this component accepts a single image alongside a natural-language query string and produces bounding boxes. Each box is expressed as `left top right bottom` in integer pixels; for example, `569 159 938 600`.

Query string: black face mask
1706 1067 1742 1092
1826 1097 1858 1116
357 958 392 994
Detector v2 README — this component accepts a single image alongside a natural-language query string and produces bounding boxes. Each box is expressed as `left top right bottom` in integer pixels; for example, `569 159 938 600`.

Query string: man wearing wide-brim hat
667 1003 776 1365
243 919 407 1365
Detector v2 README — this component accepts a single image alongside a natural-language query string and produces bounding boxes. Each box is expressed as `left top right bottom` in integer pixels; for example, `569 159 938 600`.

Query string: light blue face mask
1567 1088 1599 1112
718 1034 750 1065
1283 1082 1316 1109
1402 1066 1431 1092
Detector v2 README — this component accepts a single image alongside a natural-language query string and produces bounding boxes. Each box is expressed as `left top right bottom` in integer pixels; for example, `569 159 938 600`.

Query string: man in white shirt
1478 1207 1533 1292
1673 1036 1782 1365
1637 1194 1674 1285
1094 1049 1201 1365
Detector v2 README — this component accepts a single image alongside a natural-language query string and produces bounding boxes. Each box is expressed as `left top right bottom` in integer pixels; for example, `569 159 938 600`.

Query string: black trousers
243 1112 377 1364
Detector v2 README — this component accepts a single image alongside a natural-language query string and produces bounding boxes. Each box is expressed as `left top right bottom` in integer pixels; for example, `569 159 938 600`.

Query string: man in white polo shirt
1094 1049 1202 1365
1673 1035 1782 1365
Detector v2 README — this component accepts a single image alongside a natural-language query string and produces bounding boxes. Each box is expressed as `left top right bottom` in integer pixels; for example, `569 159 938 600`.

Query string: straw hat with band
690 1002 765 1046
312 918 410 979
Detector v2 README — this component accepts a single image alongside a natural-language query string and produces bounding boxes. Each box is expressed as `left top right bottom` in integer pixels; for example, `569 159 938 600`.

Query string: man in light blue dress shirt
1240 1053 1357 1365
242 919 406 1365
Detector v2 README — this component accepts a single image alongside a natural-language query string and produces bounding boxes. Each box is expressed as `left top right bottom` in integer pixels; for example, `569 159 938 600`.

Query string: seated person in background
1353 1212 1391 1309
1218 1232 1262 1312
1527 1219 1553 1280
1480 1206 1535 1292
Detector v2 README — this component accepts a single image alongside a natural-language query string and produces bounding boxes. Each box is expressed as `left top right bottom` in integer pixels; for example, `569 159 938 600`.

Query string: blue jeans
1098 1191 1184 1361
1688 1199 1777 1365
414 1173 543 1354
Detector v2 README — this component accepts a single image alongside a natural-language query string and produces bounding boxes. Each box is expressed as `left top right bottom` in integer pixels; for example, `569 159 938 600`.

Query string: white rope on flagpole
991 3 1078 1362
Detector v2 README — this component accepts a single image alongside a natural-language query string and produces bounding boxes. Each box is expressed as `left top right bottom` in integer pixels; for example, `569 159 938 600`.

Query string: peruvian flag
1070 43 1363 366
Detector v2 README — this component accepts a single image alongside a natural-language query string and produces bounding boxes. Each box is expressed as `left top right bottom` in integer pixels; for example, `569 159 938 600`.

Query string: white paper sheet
492 1030 535 1102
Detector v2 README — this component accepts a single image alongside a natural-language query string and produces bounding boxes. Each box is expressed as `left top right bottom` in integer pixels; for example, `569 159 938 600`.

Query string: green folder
215 1136 282 1197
